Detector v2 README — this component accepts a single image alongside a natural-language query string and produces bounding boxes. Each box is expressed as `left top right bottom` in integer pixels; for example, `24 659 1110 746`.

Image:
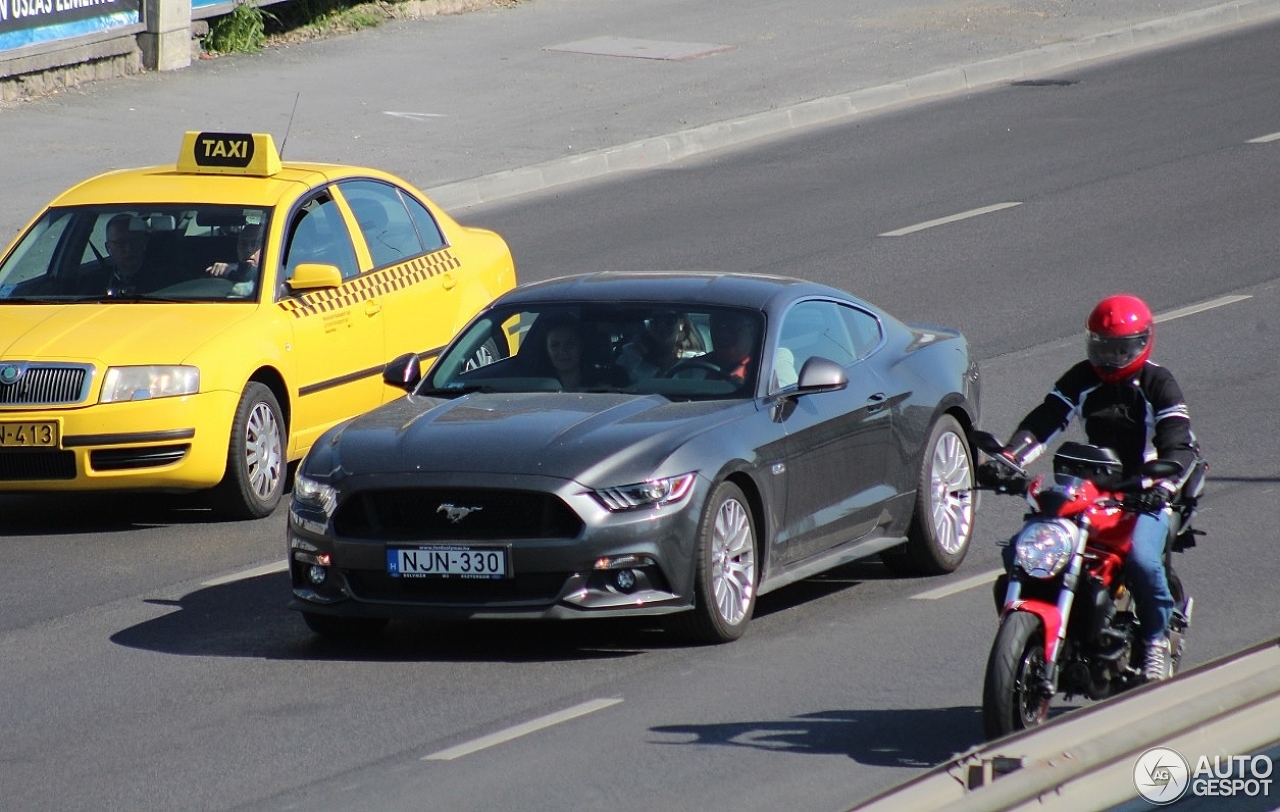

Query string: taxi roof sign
178 131 282 177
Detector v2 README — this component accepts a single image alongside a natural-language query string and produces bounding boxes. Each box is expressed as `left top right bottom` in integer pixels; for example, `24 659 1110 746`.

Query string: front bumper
287 471 710 621
0 389 238 491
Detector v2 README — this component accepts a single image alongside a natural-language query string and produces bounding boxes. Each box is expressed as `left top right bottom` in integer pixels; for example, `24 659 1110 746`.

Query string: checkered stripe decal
278 249 462 318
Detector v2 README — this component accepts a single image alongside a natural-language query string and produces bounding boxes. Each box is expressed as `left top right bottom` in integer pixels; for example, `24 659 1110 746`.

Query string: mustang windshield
425 303 765 399
0 205 271 303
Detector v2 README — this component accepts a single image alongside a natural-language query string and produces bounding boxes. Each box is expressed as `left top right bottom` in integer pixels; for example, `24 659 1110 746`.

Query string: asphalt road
1 18 1279 812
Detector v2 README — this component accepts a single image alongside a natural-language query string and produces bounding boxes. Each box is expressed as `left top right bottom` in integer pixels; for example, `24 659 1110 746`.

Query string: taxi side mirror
287 262 343 291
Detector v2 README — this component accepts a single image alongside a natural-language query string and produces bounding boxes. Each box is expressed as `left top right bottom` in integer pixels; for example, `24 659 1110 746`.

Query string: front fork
999 543 1087 697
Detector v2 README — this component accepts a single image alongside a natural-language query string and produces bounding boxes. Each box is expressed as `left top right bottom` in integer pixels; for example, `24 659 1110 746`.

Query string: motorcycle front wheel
982 611 1051 740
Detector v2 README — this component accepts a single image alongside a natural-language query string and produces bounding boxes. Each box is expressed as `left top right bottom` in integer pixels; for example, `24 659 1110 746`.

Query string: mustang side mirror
383 353 421 392
794 356 847 395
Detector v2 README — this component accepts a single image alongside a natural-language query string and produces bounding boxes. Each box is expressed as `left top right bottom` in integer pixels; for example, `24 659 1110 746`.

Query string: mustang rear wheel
211 382 286 520
883 414 975 575
671 481 757 644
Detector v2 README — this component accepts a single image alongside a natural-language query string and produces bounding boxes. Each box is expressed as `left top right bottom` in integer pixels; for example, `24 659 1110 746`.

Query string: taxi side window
403 195 445 252
283 193 358 283
339 180 437 269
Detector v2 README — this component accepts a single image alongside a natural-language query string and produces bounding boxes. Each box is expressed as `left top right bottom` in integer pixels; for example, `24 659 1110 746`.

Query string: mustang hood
0 303 254 362
321 392 744 485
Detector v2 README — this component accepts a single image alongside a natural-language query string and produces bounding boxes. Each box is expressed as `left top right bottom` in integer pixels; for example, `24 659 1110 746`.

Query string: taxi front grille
0 450 76 480
332 488 582 541
0 365 92 406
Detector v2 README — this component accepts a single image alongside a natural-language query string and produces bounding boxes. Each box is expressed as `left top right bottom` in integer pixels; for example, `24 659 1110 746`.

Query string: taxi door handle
365 300 382 317
441 273 457 291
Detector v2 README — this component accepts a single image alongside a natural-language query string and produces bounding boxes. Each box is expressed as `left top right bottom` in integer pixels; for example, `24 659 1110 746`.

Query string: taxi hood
0 303 256 363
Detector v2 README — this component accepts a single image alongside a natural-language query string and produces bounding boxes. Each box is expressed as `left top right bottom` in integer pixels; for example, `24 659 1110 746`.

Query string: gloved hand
977 459 1026 494
1127 482 1177 513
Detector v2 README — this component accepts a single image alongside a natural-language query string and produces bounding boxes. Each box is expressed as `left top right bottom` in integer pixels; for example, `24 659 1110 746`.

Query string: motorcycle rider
979 293 1201 682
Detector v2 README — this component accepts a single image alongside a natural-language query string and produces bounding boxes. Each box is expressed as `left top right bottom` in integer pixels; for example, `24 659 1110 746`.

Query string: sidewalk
2 0 1279 237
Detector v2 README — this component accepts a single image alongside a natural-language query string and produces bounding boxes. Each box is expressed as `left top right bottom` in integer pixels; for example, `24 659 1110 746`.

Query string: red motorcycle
973 431 1203 739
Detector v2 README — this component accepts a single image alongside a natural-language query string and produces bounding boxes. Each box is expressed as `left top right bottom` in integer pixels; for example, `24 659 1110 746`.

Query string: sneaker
1143 636 1172 682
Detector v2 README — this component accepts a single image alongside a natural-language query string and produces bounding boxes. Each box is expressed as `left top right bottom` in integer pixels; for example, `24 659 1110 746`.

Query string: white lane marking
423 698 624 761
1246 132 1280 143
878 202 1022 237
385 111 447 120
1155 294 1252 323
200 560 288 587
911 568 1003 600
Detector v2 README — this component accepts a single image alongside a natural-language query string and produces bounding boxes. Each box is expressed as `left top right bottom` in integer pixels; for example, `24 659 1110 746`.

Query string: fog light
307 565 327 585
614 569 637 592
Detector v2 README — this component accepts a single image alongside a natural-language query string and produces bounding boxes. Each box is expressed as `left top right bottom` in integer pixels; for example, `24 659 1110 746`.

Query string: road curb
428 0 1280 210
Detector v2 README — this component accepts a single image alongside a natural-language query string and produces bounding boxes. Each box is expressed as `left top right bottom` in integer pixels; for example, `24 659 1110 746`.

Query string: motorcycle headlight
292 472 338 518
592 472 696 512
100 366 199 402
1014 519 1076 579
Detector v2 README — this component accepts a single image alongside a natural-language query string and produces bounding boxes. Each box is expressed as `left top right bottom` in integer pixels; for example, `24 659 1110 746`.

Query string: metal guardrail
847 638 1280 811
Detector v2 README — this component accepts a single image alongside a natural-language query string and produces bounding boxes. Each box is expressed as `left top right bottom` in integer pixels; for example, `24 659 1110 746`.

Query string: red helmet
1087 294 1153 382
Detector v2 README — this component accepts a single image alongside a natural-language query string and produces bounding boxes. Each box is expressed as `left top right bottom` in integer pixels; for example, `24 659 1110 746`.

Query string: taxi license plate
0 421 58 448
387 545 510 579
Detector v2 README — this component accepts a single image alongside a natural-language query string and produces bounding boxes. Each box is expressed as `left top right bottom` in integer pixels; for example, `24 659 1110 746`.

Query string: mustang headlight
1013 519 1077 579
100 366 199 402
592 472 696 512
292 472 338 517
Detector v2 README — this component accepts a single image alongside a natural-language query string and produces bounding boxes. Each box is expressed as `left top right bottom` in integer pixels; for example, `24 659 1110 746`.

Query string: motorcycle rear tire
983 611 1051 740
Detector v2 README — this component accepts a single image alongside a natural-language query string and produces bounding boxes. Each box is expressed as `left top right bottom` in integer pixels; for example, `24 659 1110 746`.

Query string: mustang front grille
332 488 583 541
0 364 93 406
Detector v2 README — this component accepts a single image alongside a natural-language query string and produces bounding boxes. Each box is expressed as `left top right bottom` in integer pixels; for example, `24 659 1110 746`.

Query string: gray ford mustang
287 271 980 643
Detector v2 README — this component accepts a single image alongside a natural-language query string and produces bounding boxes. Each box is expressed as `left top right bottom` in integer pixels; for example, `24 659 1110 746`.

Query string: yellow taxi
0 132 516 519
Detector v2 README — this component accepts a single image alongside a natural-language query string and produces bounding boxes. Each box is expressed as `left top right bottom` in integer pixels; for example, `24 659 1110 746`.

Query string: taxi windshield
0 205 271 303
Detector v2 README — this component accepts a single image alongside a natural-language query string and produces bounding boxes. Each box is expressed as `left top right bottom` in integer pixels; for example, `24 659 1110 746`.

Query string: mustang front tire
672 481 757 644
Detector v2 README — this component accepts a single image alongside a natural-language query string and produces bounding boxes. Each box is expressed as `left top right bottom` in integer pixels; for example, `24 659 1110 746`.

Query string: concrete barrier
847 638 1280 811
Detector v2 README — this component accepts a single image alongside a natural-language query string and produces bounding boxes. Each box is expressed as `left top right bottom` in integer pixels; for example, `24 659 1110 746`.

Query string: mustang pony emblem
437 503 483 523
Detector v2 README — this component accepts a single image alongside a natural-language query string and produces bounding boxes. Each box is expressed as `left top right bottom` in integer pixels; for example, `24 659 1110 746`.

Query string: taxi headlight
293 472 338 518
100 366 199 403
1014 520 1076 579
592 472 696 512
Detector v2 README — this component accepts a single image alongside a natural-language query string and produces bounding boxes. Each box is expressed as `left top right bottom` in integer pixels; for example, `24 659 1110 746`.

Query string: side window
282 193 359 284
774 301 857 390
338 180 427 269
837 303 883 359
403 194 446 252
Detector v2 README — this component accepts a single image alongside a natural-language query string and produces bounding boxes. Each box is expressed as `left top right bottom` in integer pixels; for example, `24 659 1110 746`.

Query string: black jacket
1016 360 1200 483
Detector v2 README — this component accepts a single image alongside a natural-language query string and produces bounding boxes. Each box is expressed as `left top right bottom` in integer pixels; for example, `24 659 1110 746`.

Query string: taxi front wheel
211 382 286 520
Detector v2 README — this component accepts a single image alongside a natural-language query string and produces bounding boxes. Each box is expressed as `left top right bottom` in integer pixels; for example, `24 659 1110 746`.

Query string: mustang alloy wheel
212 382 286 520
884 414 975 575
673 480 757 644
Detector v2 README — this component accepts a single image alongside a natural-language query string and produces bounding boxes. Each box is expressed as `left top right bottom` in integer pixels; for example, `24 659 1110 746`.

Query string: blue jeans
1002 509 1175 644
1129 509 1176 644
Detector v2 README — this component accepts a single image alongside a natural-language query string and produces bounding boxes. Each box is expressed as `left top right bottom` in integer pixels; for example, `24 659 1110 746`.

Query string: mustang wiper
415 385 498 397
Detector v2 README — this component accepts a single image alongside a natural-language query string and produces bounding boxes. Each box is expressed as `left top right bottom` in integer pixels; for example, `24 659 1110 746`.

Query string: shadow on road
109 571 681 664
651 706 987 768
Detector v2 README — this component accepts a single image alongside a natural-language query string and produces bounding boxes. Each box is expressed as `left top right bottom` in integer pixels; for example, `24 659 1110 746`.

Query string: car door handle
365 300 382 317
441 273 457 291
866 393 887 412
